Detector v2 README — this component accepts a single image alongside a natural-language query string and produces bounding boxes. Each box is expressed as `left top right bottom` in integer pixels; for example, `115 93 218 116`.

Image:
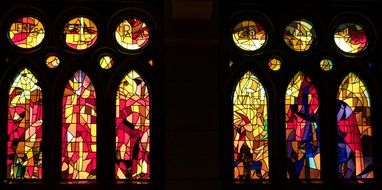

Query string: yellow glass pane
268 57 281 71
232 20 267 51
284 19 315 52
320 58 333 71
64 17 98 50
115 18 150 50
46 55 60 68
9 17 45 48
99 55 113 69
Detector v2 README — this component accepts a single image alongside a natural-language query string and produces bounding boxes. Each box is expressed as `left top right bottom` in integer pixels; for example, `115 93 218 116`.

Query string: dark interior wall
1 0 381 190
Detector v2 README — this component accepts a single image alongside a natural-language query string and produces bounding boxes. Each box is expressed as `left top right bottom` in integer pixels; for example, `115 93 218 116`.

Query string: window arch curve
285 71 320 180
233 71 269 180
336 72 373 179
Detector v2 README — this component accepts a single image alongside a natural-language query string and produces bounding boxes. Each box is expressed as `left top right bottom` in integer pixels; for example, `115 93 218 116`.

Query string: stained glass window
116 70 150 180
46 55 60 68
7 68 43 179
268 57 281 71
334 23 368 54
232 20 267 51
319 58 333 71
8 16 45 49
62 70 97 179
233 71 269 180
284 20 316 52
337 73 373 179
64 17 98 50
99 55 113 69
285 72 320 179
115 18 150 50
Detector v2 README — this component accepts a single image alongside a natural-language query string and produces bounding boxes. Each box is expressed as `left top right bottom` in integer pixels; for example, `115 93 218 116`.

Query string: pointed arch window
115 70 151 180
7 68 43 179
61 70 97 180
285 72 320 180
337 73 373 179
233 71 269 180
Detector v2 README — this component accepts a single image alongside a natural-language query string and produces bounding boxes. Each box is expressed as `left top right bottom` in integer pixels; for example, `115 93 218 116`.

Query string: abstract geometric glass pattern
337 73 373 179
115 18 150 50
46 55 60 68
285 72 320 179
7 68 43 179
233 71 269 179
8 16 45 49
268 57 281 71
284 20 316 52
116 70 150 179
319 58 333 71
232 20 267 51
62 70 97 179
334 23 368 53
99 55 113 69
64 17 98 50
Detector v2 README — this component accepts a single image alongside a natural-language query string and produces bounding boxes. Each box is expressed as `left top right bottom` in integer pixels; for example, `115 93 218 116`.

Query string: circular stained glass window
268 57 282 71
115 18 150 50
99 55 113 69
8 16 45 49
232 20 267 51
284 19 316 52
46 55 60 68
64 17 98 50
320 58 333 71
334 23 367 53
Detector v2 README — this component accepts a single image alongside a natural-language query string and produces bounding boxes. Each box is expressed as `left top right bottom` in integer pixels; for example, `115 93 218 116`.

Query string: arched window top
62 70 97 180
233 71 269 180
7 68 43 179
337 72 373 179
285 71 320 180
338 72 370 107
233 71 267 100
116 70 151 180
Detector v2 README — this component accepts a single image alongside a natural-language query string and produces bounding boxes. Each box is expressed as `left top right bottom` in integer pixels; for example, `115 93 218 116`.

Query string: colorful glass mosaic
64 17 98 50
8 17 45 48
115 18 150 50
99 55 113 69
285 72 320 179
232 20 267 51
320 58 333 71
284 20 316 52
233 71 269 179
116 70 150 180
62 70 97 179
7 68 43 179
337 73 373 179
46 55 60 68
268 57 282 71
334 23 368 53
